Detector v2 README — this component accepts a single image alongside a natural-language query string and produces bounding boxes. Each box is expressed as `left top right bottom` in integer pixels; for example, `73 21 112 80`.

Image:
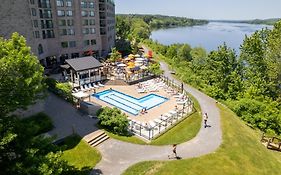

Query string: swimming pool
93 89 168 115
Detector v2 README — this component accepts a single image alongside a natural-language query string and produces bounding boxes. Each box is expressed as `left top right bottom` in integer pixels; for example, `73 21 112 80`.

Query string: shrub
96 107 129 135
44 77 74 103
21 112 54 136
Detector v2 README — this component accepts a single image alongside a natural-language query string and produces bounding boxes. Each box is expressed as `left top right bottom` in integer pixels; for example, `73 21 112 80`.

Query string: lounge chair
174 93 184 98
98 82 105 87
88 83 95 90
137 88 146 93
80 85 86 92
93 83 99 88
148 121 157 129
84 84 90 91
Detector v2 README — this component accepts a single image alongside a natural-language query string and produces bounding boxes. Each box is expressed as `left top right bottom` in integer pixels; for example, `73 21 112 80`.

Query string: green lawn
104 94 202 145
60 135 101 172
150 111 201 145
123 104 281 175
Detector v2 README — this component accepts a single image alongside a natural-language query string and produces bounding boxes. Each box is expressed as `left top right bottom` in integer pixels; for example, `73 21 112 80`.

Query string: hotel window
82 28 89 34
82 19 88 26
57 10 65 17
38 44 43 54
59 29 67 36
81 1 87 8
30 0 35 4
42 30 55 39
69 41 76 48
38 0 51 8
56 0 64 7
89 19 95 25
91 39 96 45
44 10 52 18
58 20 66 26
89 2 94 8
33 20 38 28
81 11 88 17
66 0 72 7
67 19 74 26
66 10 73 16
90 28 95 34
89 11 95 17
31 8 36 16
34 31 40 38
67 29 75 35
61 42 68 48
84 40 90 46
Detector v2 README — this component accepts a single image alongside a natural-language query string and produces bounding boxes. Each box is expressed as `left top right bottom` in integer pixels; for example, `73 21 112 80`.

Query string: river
150 22 272 53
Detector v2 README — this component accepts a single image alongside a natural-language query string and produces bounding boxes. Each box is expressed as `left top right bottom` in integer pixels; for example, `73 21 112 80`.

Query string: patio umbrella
135 60 143 63
128 54 134 58
135 54 140 57
124 57 131 61
127 62 135 66
127 65 135 69
117 63 126 67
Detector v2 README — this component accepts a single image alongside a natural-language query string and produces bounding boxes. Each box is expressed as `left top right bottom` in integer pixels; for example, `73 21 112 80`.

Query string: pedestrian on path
203 112 208 128
168 144 177 159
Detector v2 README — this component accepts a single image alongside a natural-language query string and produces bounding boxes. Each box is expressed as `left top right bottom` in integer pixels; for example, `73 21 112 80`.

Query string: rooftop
65 56 102 72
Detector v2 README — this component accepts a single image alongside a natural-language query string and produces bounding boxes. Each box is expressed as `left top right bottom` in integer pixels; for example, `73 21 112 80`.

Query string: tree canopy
142 20 281 136
0 33 44 117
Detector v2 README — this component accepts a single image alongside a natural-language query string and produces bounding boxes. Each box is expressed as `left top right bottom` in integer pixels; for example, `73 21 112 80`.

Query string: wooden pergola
63 56 106 87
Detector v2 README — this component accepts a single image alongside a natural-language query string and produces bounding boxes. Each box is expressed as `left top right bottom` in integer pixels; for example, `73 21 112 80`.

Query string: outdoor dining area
109 53 153 83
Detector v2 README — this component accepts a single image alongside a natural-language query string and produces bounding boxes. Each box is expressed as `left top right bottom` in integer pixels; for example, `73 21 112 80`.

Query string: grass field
61 135 101 173
123 104 281 175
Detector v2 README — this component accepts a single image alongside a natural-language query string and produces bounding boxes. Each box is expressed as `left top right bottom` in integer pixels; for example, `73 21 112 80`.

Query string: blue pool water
93 89 168 115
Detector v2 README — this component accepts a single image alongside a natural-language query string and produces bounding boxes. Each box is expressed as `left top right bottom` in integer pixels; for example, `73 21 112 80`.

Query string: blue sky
115 0 281 20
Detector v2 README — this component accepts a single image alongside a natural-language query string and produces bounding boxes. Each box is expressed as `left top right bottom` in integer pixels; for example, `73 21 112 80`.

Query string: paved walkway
92 62 222 175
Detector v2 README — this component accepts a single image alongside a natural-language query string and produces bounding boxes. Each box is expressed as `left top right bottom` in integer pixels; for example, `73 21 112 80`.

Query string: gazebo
63 56 106 87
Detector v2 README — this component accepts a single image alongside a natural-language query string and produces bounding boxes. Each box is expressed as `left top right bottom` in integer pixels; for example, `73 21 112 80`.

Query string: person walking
203 112 208 128
168 144 177 159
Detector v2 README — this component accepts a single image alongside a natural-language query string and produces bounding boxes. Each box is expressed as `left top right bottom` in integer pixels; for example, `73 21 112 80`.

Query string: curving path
92 62 222 175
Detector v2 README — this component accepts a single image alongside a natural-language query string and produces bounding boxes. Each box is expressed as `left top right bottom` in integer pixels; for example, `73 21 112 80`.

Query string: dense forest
246 18 281 25
117 14 208 29
116 15 281 136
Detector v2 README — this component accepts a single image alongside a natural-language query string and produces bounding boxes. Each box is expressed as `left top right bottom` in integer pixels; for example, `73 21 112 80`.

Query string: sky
115 0 281 20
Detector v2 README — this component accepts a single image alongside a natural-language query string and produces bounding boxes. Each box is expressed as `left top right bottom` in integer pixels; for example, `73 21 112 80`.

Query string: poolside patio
83 77 194 140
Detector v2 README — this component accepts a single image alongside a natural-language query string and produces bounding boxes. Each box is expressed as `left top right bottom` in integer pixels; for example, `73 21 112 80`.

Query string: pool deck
83 82 180 123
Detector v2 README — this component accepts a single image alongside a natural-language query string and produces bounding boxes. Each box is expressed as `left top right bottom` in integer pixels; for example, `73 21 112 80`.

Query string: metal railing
128 75 196 140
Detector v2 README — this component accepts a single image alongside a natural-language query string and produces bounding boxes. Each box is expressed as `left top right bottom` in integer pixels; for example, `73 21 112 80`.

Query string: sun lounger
98 82 105 87
80 85 86 92
93 83 99 88
160 115 168 121
84 84 90 91
88 84 94 90
169 110 177 116
174 93 184 98
137 88 146 93
154 118 162 125
177 100 188 105
148 121 157 128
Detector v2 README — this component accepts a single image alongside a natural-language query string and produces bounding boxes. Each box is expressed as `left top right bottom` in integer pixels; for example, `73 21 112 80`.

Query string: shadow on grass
56 134 81 151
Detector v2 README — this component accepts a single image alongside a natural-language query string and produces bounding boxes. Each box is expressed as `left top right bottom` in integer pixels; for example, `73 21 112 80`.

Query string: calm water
151 22 272 52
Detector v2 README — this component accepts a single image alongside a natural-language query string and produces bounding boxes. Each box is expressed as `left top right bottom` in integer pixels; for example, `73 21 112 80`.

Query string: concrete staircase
83 130 109 147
